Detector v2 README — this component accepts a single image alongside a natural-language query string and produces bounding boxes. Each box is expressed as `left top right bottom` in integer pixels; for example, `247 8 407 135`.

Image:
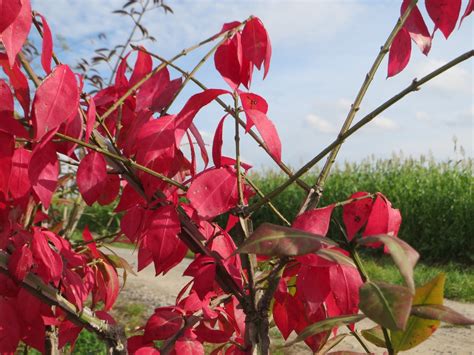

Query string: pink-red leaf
245 109 281 162
144 308 184 341
0 79 28 137
214 38 241 90
33 64 79 140
387 28 411 78
189 123 209 169
8 243 33 281
130 47 152 87
239 92 268 132
342 192 373 241
0 54 30 116
32 228 63 285
77 151 108 205
28 140 58 209
136 67 170 113
0 132 14 196
241 17 271 77
211 114 228 168
292 204 335 236
0 0 21 33
402 0 431 55
187 167 238 219
1 0 32 67
426 0 462 39
37 14 53 74
85 96 96 143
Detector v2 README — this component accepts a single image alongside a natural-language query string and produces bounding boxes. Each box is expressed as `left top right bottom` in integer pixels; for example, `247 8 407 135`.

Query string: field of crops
249 153 473 264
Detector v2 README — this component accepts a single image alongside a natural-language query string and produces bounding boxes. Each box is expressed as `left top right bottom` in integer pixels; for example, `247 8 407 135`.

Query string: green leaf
235 223 336 256
359 281 413 330
391 273 445 351
317 334 348 354
283 314 365 347
361 325 386 348
411 304 474 325
358 234 419 292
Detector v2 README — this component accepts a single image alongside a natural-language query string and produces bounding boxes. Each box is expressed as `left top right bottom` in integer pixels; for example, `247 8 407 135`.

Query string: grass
362 256 474 302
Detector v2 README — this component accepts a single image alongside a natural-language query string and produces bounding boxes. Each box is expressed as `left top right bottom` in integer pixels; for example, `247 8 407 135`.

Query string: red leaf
130 47 152 87
8 243 33 281
136 67 170 113
96 261 119 311
174 89 229 147
239 92 268 132
342 192 373 241
1 0 32 68
327 264 363 317
0 54 30 117
292 204 335 236
85 96 96 143
0 298 21 353
82 226 101 259
32 228 63 285
244 109 281 162
115 53 130 88
241 17 271 78
426 0 462 39
214 38 241 90
0 132 14 196
97 173 120 206
0 82 29 136
184 256 216 299
150 77 182 113
174 335 204 355
189 123 209 169
121 206 146 242
363 194 401 238
135 115 175 163
56 112 82 157
187 167 238 219
387 27 411 78
0 0 21 33
401 0 431 55
8 147 31 199
297 264 331 308
211 114 228 168
33 64 79 140
144 308 184 341
28 139 58 209
37 14 53 74
460 0 473 26
77 151 108 205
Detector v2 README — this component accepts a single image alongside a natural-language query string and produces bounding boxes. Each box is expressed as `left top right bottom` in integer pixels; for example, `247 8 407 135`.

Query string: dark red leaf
8 243 33 281
244 109 281 162
342 192 373 241
33 64 79 140
0 54 30 117
85 96 96 143
96 261 119 311
387 28 411 78
0 298 21 353
28 139 58 209
32 228 63 285
214 38 241 90
97 173 120 206
211 114 228 168
144 308 184 341
136 67 170 113
292 204 335 236
121 206 146 242
187 167 238 219
82 226 101 259
426 0 462 39
0 0 21 33
130 47 152 87
77 151 107 205
0 132 14 196
8 147 31 199
401 0 431 55
37 14 53 74
241 17 271 78
1 0 32 67
150 77 182 113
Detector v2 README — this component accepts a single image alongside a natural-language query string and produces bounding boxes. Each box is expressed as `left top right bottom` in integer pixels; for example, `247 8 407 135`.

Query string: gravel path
111 247 474 354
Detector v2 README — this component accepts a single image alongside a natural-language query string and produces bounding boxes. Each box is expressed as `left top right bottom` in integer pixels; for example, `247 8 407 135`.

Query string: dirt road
111 247 474 354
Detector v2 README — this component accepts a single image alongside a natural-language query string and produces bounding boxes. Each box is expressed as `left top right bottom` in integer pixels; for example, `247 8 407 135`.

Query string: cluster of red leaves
388 0 472 77
0 1 471 354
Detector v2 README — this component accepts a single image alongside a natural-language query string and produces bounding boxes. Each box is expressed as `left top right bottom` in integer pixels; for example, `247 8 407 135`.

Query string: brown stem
44 325 59 355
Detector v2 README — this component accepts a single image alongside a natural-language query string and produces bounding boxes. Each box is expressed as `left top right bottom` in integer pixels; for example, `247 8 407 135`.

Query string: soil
111 247 474 354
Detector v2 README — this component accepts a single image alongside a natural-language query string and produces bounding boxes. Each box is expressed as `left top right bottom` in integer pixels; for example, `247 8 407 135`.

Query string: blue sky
32 0 473 170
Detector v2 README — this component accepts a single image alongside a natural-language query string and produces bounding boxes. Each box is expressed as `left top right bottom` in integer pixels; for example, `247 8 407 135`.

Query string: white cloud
305 114 337 133
415 111 431 122
372 116 398 130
